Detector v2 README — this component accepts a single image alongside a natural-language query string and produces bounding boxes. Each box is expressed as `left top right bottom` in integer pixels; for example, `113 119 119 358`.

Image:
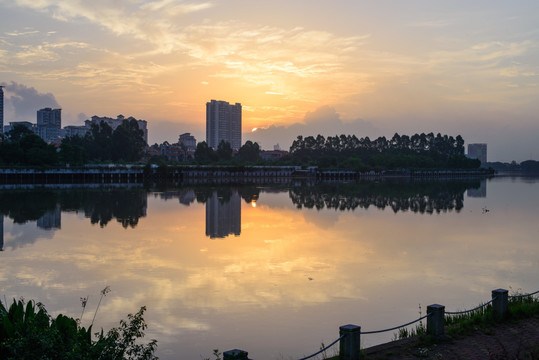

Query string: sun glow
251 128 258 132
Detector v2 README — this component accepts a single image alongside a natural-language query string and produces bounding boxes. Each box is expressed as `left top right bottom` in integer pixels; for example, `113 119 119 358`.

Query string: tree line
285 132 480 170
1 125 482 171
192 140 261 164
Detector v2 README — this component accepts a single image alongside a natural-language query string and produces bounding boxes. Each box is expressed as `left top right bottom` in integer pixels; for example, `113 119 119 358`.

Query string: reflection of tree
289 180 481 214
0 191 57 224
192 186 262 205
0 188 148 229
58 189 147 228
238 186 261 203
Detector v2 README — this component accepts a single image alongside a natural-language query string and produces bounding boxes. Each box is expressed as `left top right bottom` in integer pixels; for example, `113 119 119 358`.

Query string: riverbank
356 314 539 359
0 165 493 184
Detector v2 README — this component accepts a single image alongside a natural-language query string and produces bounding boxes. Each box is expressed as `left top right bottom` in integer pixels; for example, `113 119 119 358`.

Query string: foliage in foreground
0 299 157 360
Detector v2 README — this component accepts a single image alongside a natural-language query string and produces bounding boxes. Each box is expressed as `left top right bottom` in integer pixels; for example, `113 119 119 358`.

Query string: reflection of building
179 190 196 206
205 190 241 238
1 215 3 251
36 107 62 143
206 100 242 150
468 143 487 165
467 180 487 198
37 204 61 230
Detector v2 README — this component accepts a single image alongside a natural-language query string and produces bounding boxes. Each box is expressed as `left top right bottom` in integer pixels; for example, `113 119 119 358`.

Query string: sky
0 0 538 162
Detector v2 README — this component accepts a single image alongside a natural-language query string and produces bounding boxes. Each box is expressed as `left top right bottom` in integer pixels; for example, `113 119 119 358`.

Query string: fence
221 288 538 360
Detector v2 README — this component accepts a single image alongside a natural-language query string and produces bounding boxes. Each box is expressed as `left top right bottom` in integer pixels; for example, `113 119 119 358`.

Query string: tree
194 141 217 164
0 299 157 360
85 121 113 161
59 142 88 165
6 124 33 142
216 140 233 161
237 141 260 163
111 119 147 162
19 133 57 166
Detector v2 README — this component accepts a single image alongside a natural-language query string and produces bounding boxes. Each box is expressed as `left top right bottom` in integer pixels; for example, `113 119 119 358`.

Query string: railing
221 288 538 360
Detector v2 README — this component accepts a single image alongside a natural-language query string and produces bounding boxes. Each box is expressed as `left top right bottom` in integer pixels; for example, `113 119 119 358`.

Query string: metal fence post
339 324 361 360
426 304 445 337
492 288 509 321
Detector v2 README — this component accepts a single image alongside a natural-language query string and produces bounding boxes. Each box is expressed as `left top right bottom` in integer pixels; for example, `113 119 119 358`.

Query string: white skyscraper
0 86 4 135
206 100 242 150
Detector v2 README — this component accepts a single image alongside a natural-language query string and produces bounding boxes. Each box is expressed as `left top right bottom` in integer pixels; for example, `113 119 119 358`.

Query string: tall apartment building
206 100 242 150
0 86 4 135
36 107 62 143
467 143 487 165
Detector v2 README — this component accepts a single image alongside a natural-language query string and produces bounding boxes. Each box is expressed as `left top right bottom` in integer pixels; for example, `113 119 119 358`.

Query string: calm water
0 177 538 359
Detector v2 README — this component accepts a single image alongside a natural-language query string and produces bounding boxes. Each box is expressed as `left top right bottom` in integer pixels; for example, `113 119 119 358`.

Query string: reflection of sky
0 178 538 359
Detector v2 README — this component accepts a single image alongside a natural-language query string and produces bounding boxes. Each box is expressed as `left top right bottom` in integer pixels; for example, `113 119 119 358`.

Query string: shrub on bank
0 299 157 359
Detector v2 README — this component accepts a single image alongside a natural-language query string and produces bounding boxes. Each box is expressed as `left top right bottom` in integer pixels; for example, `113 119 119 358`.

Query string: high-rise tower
206 100 242 150
0 86 4 135
36 107 62 143
467 143 487 165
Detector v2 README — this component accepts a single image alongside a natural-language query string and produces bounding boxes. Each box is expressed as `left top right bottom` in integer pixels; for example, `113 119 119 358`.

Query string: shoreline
0 166 493 185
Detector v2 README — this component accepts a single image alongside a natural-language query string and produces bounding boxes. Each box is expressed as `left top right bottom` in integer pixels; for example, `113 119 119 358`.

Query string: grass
353 292 539 359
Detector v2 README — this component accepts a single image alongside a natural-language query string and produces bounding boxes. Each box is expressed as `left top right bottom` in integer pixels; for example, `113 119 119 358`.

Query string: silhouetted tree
111 119 147 162
216 140 233 161
194 141 217 164
237 141 260 163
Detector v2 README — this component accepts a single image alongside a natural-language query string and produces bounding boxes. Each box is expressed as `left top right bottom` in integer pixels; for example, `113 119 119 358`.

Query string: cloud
1 81 60 122
245 106 379 150
408 20 451 28
10 0 212 54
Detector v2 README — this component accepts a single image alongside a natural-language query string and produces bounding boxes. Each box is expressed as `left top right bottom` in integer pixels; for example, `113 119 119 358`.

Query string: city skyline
1 1 538 162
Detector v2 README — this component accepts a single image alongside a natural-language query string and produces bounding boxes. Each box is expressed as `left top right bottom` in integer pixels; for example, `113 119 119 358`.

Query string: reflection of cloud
4 223 55 250
1 184 538 359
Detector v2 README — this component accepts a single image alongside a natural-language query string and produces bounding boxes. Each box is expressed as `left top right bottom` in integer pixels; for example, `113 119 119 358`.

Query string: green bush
0 299 157 360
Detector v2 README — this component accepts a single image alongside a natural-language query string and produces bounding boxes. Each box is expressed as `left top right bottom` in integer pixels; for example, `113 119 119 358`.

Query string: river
0 176 537 359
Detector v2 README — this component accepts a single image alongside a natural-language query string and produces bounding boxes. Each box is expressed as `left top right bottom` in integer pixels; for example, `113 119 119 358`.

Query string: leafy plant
0 298 158 359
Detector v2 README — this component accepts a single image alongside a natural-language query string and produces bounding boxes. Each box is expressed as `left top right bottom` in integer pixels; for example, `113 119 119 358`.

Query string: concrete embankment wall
0 167 491 184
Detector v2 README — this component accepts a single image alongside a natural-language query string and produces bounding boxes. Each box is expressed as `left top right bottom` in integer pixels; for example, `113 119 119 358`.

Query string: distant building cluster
146 132 198 162
85 115 148 143
467 143 487 165
0 89 289 158
2 106 148 145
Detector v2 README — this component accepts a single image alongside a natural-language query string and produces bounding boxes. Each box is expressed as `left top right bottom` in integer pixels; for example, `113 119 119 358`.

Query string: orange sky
1 1 538 160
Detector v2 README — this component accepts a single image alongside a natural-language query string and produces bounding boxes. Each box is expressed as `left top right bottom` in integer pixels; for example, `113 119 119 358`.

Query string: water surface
0 177 537 359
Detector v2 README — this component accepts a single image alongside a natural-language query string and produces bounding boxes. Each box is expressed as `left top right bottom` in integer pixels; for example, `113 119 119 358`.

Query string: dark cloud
0 81 60 122
244 106 380 150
